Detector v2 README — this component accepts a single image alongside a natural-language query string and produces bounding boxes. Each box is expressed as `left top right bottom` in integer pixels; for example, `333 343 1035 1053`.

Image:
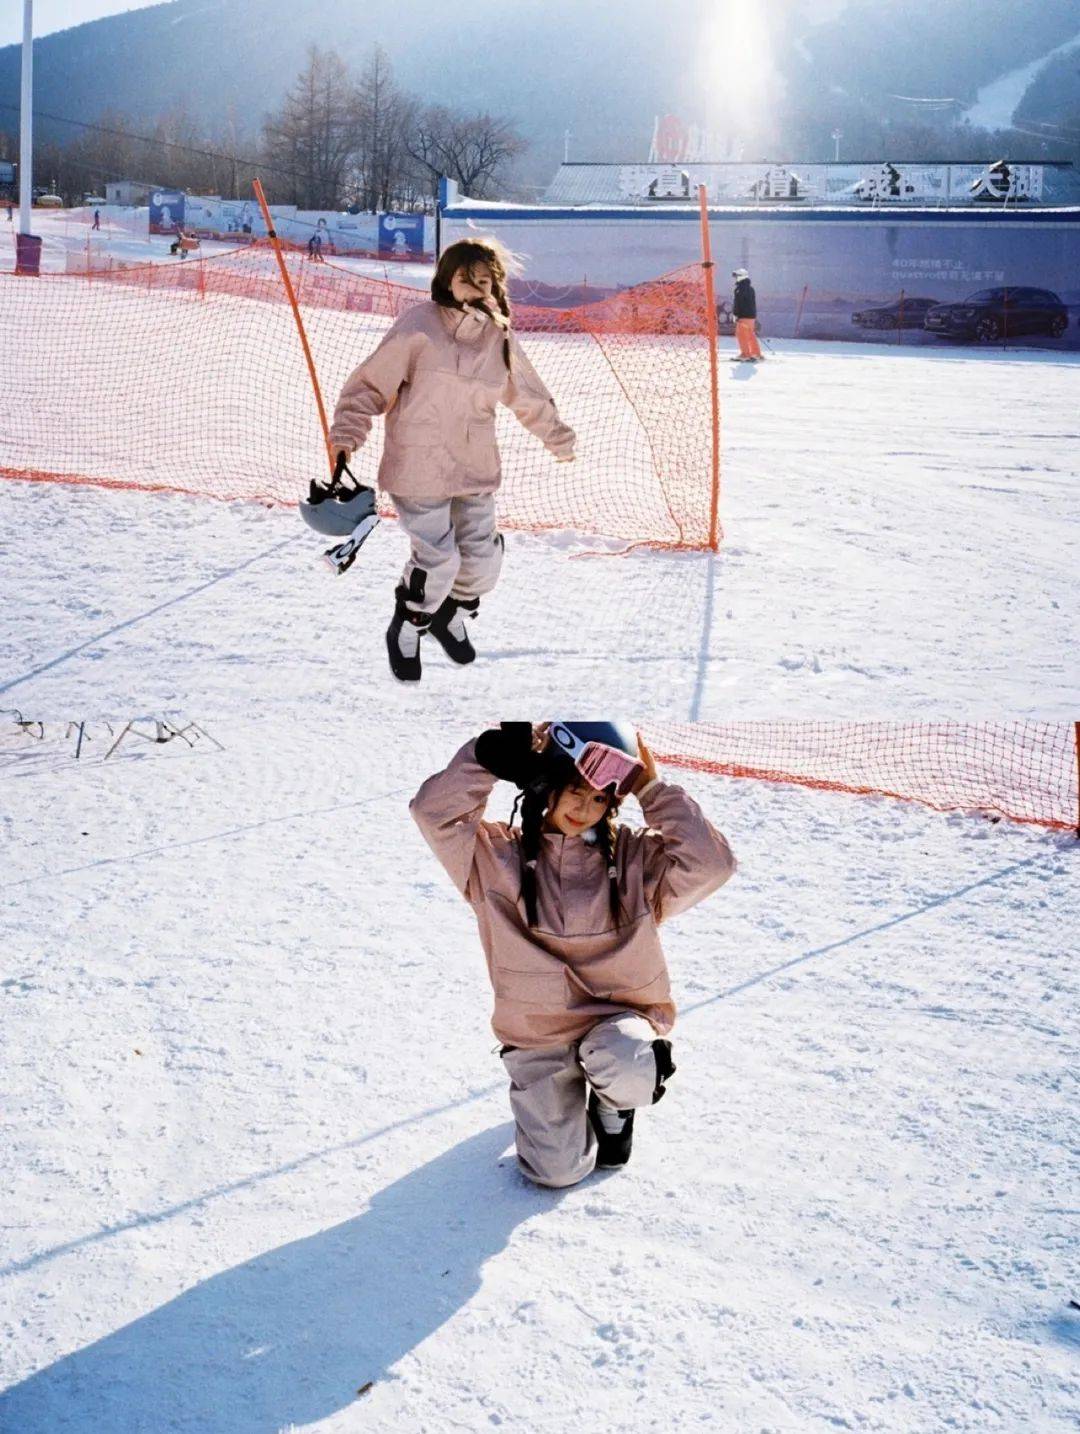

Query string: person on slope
411 723 736 1187
732 268 763 362
327 237 576 684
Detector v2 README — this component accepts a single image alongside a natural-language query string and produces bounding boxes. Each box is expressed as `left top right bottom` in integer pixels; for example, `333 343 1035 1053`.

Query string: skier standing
411 722 736 1186
328 237 576 682
732 268 763 362
92 208 101 231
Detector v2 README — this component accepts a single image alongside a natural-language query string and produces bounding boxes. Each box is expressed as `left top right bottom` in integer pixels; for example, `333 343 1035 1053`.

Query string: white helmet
732 268 750 281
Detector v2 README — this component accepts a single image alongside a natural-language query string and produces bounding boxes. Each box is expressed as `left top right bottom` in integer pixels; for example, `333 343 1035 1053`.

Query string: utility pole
17 0 40 274
19 0 32 231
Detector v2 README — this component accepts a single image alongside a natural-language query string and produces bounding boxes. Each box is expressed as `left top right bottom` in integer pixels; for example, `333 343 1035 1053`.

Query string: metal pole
19 0 33 234
697 184 722 552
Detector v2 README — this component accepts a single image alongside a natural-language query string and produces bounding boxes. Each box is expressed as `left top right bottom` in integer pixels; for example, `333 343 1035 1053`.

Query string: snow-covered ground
0 720 1077 1432
0 211 435 286
1 334 1076 717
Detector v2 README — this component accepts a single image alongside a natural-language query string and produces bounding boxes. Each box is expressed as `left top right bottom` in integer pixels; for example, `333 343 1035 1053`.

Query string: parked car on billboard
852 296 938 330
924 287 1069 342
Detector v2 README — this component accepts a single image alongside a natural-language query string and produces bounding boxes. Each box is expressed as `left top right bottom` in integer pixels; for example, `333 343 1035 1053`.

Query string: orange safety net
643 722 1079 833
0 247 717 549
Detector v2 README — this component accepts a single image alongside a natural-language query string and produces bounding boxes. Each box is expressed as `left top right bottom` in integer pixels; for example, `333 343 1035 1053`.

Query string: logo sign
378 213 425 254
149 190 186 233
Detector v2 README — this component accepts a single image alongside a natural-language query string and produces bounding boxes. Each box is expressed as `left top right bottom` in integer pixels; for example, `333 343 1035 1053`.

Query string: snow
0 213 1077 1433
965 30 1080 131
0 720 1077 1431
0 213 436 286
0 335 1076 716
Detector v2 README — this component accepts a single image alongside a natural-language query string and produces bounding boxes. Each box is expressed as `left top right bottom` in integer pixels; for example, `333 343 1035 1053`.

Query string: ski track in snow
0 725 1077 1431
1 339 1077 718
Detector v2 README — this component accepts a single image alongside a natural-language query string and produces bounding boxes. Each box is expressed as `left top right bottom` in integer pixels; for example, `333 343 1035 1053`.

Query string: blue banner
378 213 425 255
149 190 186 234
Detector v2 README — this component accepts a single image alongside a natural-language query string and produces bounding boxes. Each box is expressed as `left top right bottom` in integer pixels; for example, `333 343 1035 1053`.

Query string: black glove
474 723 537 787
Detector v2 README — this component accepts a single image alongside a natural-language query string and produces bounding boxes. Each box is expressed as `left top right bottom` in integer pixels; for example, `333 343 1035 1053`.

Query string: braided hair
511 780 622 930
431 237 516 371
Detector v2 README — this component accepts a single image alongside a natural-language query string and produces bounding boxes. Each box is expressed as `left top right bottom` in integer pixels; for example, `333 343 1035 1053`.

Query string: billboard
601 162 1064 207
149 190 186 233
440 206 1080 350
378 213 425 255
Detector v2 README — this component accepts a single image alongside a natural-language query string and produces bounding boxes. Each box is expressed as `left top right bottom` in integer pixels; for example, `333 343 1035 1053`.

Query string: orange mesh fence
0 247 717 549
643 722 1079 833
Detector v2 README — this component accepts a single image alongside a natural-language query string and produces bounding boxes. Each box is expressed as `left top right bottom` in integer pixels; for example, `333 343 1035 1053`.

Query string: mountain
0 0 715 185
1 0 1079 187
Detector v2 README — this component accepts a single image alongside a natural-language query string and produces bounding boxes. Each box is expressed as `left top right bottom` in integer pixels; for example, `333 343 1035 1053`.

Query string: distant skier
732 268 763 362
92 208 101 231
307 230 324 262
328 236 576 683
411 722 736 1187
169 228 199 258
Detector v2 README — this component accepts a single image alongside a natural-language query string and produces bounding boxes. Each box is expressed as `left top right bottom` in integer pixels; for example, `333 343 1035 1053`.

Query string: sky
0 1 164 48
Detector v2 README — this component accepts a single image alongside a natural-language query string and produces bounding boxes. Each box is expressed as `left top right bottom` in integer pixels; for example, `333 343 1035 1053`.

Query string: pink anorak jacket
329 300 576 502
411 740 736 1049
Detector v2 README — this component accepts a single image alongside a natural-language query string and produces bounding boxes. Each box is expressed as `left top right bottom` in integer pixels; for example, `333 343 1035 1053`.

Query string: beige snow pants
393 493 504 616
500 1013 667 1188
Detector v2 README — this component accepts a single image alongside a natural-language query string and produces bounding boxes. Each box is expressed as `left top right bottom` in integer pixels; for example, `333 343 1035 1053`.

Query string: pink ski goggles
549 722 643 798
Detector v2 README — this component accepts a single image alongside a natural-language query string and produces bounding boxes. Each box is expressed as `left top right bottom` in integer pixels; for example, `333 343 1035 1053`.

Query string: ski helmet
542 721 642 798
732 268 749 281
299 483 377 537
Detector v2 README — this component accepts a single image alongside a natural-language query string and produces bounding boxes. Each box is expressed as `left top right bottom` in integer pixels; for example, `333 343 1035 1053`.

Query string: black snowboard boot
386 585 430 683
587 1090 635 1168
428 595 479 665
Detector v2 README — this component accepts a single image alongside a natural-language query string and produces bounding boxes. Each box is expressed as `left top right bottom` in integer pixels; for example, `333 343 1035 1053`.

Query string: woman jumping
328 238 577 683
411 722 736 1187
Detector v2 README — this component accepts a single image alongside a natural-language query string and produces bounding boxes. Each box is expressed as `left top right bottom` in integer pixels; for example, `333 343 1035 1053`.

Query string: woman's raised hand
634 733 659 794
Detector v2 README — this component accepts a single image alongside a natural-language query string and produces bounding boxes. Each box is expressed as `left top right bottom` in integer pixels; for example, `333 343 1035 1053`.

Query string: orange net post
794 284 809 338
641 722 1079 834
697 185 721 551
252 177 334 473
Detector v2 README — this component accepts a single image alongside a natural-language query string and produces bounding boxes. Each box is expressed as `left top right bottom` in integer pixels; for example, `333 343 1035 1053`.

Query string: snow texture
0 336 1076 716
0 722 1077 1431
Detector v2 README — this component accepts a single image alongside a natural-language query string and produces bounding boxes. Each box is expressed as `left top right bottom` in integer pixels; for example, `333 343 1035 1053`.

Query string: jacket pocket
465 420 500 479
491 962 568 1009
560 924 670 1004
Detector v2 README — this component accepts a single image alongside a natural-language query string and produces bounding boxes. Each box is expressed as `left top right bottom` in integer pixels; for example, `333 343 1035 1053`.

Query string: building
104 180 157 207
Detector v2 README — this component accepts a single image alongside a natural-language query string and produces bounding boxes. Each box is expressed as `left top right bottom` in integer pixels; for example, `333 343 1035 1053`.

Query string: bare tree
262 46 358 209
349 46 419 211
406 104 527 200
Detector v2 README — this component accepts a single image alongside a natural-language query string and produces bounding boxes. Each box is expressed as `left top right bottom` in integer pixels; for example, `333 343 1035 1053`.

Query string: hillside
1 0 1079 183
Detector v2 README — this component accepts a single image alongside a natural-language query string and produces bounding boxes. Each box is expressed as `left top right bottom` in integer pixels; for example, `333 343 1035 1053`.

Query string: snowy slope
1 338 1076 718
965 28 1080 130
0 720 1077 1431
